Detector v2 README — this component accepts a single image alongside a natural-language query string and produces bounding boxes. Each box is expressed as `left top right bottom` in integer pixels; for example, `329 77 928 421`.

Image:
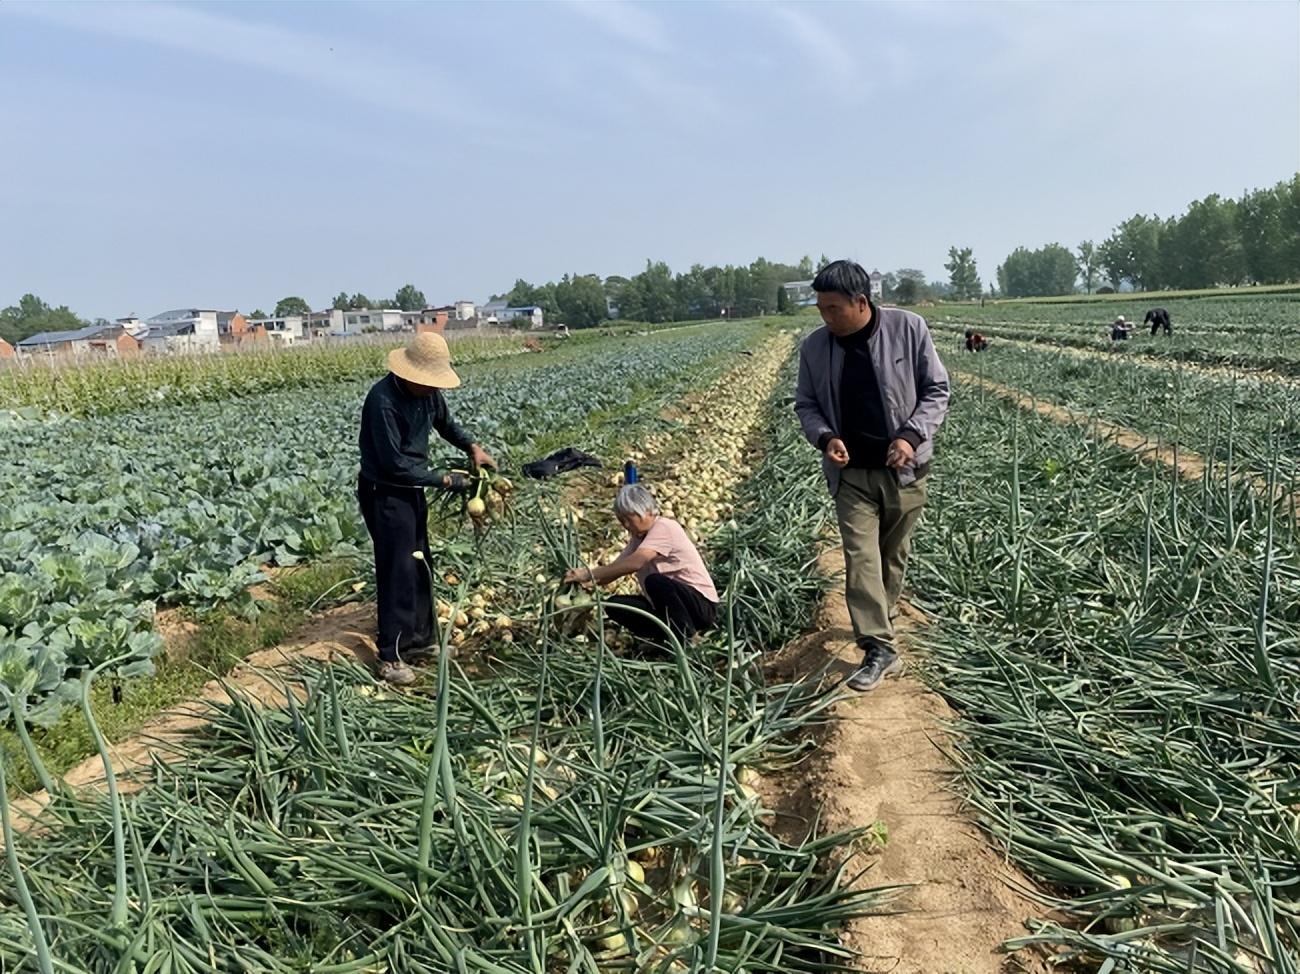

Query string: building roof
148 309 218 322
142 321 196 338
17 324 120 347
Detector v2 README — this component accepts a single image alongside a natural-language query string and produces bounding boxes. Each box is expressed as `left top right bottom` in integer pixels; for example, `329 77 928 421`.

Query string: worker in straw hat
357 332 496 685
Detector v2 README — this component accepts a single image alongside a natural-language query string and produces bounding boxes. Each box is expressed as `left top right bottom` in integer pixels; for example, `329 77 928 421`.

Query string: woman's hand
563 567 596 587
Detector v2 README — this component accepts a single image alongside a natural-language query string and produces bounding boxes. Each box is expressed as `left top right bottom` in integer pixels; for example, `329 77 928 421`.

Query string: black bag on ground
521 447 603 480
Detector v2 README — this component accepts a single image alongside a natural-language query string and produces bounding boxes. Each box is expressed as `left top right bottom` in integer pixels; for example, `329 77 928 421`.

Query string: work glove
443 472 473 494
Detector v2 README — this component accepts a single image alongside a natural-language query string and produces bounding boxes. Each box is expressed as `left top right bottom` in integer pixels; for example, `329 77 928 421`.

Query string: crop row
928 295 1300 376
0 324 767 724
930 293 1300 331
943 339 1300 492
909 374 1299 971
0 337 886 972
0 333 538 419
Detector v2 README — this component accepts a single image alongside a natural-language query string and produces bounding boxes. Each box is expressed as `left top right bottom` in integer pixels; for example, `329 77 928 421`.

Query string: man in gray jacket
794 261 950 691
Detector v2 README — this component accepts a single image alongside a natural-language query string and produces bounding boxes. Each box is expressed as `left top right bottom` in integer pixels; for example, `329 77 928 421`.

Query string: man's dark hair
812 260 872 300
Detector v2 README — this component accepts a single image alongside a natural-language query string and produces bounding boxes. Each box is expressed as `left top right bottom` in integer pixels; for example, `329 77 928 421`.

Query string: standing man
358 332 495 685
1144 307 1172 336
795 260 950 692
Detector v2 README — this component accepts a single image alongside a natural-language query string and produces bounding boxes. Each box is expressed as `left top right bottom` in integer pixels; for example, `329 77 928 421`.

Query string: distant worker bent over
1144 307 1172 336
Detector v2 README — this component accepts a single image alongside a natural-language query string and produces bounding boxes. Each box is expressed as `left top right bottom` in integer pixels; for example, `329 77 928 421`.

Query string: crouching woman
563 485 719 644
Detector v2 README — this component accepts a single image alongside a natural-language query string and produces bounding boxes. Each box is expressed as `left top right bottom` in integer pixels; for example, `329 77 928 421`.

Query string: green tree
505 279 540 308
893 276 920 305
676 264 717 319
944 246 981 300
393 284 427 312
640 260 679 322
250 308 268 319
797 254 814 278
996 244 1077 297
274 296 311 317
1076 240 1098 294
348 293 372 310
1100 215 1165 291
1163 194 1246 289
331 292 350 311
776 283 790 313
1097 237 1125 291
0 294 85 344
554 273 607 327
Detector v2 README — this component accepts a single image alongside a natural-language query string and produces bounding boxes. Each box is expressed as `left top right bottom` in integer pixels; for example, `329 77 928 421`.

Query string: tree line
8 174 1293 344
991 174 1299 298
498 256 824 327
254 284 429 320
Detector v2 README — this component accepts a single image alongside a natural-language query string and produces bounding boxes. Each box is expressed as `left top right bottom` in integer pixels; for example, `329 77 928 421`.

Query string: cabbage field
0 298 1298 973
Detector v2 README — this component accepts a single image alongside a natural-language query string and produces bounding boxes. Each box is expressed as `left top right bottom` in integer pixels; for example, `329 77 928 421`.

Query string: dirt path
765 548 1049 974
7 603 379 836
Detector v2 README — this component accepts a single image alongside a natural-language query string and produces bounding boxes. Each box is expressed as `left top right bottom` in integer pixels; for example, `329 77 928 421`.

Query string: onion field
1 295 1298 973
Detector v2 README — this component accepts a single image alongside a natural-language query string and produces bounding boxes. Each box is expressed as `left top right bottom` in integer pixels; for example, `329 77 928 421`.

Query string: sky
1 1 1297 319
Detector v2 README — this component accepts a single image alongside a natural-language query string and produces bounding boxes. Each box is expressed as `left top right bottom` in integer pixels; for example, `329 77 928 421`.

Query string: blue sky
1 1 1296 318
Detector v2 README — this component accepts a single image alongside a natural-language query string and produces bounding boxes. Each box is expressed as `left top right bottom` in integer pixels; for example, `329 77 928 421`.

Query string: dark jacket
359 373 475 487
794 307 950 492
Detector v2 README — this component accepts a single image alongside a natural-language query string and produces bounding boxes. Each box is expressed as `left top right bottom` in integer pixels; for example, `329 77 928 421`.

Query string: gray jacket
794 307 950 493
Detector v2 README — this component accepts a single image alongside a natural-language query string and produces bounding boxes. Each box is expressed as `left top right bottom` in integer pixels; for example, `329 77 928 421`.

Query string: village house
402 308 450 333
246 314 304 346
16 323 142 359
307 308 405 336
782 269 884 307
142 309 224 353
0 338 14 360
479 300 544 328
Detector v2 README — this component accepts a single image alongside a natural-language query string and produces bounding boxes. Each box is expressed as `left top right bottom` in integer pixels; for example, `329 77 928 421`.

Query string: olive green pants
834 467 928 649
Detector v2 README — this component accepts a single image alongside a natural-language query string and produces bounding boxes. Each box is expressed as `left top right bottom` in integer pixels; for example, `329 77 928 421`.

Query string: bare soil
762 548 1050 974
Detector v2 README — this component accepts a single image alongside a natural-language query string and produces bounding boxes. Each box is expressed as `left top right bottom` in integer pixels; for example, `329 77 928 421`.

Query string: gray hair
613 484 659 519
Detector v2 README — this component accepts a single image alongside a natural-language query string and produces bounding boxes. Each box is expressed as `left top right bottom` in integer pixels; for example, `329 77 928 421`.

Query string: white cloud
768 5 860 87
561 0 671 54
4 2 491 128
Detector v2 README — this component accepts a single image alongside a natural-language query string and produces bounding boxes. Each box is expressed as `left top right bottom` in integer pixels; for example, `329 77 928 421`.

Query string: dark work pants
357 476 434 662
606 573 718 643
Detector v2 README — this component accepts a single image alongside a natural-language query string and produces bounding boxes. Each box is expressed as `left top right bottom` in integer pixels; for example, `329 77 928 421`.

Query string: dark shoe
846 644 902 692
402 641 439 662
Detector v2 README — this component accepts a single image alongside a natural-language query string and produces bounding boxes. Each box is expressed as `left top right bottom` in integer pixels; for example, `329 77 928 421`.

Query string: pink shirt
620 516 719 603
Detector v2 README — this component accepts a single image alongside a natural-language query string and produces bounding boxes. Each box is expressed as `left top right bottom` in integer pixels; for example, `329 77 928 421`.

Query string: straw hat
387 333 460 389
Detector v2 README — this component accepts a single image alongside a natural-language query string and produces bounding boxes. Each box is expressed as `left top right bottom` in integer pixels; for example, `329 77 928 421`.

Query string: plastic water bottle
623 460 638 485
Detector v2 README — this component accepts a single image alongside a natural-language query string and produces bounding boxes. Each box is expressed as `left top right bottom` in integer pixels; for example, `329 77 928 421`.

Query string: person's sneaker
377 660 417 686
846 644 903 692
402 642 439 662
